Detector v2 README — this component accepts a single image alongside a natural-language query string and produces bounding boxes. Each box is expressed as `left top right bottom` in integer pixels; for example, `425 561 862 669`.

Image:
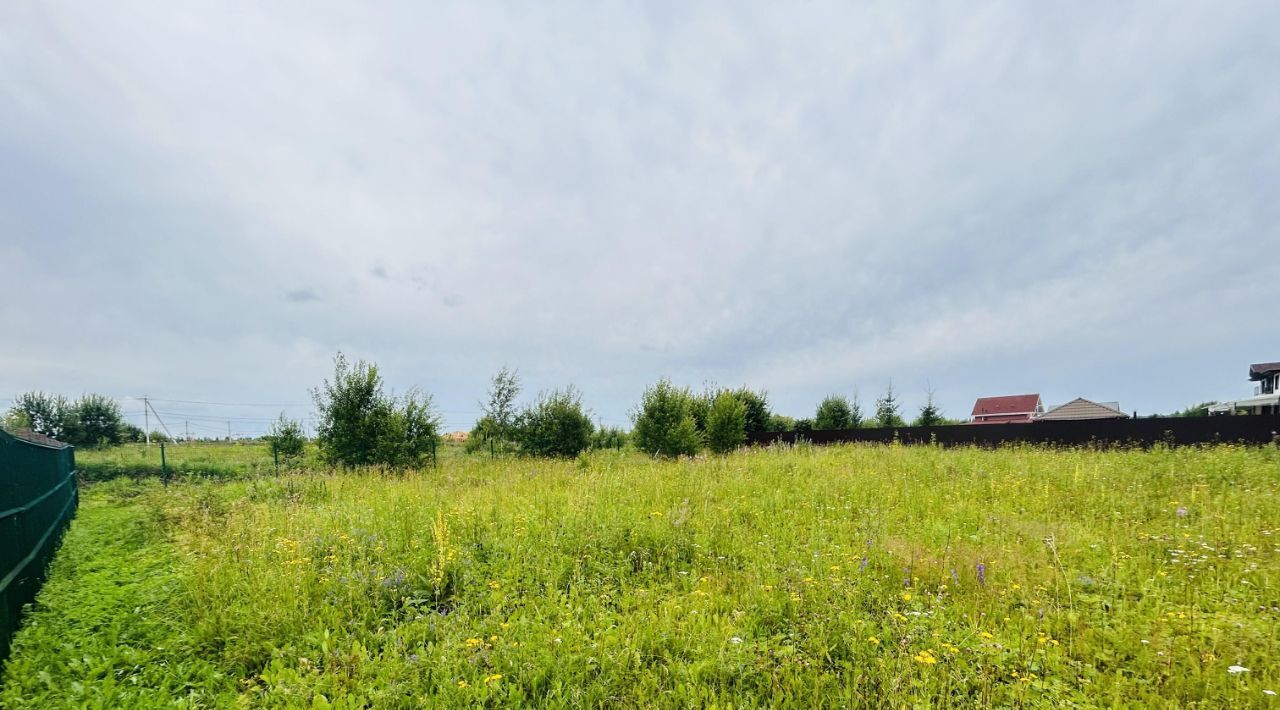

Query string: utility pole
144 395 150 446
185 419 190 443
228 420 232 441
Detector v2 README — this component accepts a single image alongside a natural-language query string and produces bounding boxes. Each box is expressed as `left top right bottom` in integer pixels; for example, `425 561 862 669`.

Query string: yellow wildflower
913 649 938 665
457 680 469 689
484 673 503 684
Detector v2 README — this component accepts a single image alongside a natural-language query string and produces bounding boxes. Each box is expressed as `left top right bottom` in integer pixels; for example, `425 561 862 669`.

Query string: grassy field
73 440 470 481
3 443 1279 707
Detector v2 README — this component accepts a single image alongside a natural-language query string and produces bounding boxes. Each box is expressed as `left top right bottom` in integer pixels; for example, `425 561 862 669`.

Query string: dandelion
913 649 938 665
867 636 880 645
464 638 484 649
484 673 503 684
901 592 913 602
1228 665 1249 674
457 680 469 688
979 631 994 640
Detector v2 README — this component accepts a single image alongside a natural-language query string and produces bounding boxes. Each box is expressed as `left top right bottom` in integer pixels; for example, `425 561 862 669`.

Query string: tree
914 387 944 427
706 391 746 454
590 425 630 450
767 413 795 432
370 389 441 469
479 367 521 451
1169 402 1215 418
632 379 702 457
266 413 307 464
118 422 146 443
7 392 71 439
873 382 905 428
65 394 124 448
514 387 594 458
814 395 855 430
312 352 441 469
733 388 771 433
794 418 814 434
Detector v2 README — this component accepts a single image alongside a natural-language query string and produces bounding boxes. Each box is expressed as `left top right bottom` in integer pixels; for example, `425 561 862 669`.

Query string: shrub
632 379 702 457
766 413 795 432
814 395 857 430
590 425 630 450
266 414 307 464
706 392 746 454
312 352 441 469
514 387 594 458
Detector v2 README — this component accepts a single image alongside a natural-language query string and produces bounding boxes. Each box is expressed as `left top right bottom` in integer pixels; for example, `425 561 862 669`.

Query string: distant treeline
4 354 1241 462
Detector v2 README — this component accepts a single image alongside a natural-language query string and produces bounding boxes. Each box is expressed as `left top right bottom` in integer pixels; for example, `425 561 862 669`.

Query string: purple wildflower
976 562 986 587
950 568 960 586
859 556 869 572
1176 507 1188 518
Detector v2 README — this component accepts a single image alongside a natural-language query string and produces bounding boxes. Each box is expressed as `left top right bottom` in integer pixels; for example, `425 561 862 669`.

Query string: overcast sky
2 2 1277 436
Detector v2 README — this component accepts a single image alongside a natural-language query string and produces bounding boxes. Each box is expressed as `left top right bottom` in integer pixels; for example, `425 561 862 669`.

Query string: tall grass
4 443 1278 707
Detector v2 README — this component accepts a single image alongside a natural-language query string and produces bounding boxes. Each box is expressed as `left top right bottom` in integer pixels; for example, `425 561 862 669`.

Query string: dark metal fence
747 414 1280 448
0 428 77 663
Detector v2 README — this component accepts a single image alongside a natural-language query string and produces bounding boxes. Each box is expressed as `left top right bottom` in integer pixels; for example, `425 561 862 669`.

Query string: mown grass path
3 444 1278 707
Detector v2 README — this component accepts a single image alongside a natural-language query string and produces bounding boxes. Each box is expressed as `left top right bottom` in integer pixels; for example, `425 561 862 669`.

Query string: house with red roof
969 394 1043 424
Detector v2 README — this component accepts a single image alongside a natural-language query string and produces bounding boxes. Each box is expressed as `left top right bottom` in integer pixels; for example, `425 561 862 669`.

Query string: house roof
1036 397 1128 421
971 394 1042 417
1249 361 1280 380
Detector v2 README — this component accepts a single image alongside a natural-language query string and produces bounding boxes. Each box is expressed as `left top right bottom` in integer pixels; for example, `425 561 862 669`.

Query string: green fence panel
0 428 78 663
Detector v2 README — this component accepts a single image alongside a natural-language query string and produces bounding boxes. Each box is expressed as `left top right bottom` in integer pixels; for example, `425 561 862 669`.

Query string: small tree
793 418 814 434
914 387 944 427
479 366 521 452
66 394 125 448
8 392 71 439
267 413 307 464
632 379 702 457
590 425 630 450
766 413 795 432
706 391 747 454
734 388 771 434
873 382 905 428
312 352 440 469
515 387 594 458
814 395 854 430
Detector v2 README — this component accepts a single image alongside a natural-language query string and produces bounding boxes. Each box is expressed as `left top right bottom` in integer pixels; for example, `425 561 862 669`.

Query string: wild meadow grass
3 443 1278 707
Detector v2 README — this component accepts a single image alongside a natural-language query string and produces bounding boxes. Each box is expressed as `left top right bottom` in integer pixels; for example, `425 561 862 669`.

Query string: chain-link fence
0 428 77 663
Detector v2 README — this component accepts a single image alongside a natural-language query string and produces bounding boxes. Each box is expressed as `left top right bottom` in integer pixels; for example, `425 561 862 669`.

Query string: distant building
445 430 470 442
970 394 1043 424
1035 397 1128 421
1209 361 1280 415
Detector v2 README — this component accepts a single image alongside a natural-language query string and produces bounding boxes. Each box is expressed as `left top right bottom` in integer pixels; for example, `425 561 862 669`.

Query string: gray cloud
1 1 1277 433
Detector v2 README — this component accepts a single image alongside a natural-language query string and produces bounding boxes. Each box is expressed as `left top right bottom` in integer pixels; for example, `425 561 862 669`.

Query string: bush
766 414 795 432
706 392 746 454
814 395 858 430
514 388 594 458
311 352 441 469
266 414 307 464
590 426 630 450
632 379 702 457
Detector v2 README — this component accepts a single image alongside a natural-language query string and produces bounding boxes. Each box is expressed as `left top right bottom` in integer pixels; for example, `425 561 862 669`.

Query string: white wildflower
1227 665 1249 674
